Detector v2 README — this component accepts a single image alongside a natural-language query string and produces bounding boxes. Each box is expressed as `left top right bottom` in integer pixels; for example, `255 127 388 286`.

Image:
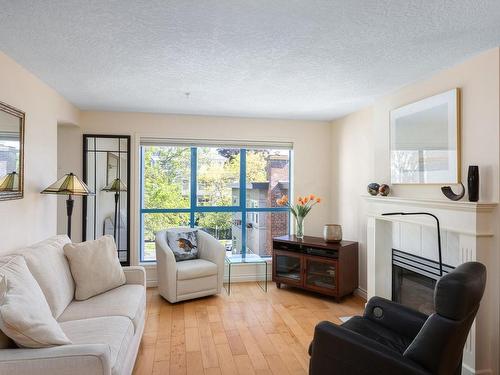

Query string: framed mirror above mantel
0 101 25 201
83 134 130 265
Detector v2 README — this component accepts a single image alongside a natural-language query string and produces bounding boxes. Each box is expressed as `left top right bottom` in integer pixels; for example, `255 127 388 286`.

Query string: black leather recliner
309 262 486 375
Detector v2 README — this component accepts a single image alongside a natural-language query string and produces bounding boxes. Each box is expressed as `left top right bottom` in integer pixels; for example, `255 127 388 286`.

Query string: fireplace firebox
392 249 454 315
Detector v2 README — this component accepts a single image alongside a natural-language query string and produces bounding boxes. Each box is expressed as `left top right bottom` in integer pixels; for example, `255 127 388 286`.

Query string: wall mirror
0 102 25 200
83 135 130 265
390 88 460 184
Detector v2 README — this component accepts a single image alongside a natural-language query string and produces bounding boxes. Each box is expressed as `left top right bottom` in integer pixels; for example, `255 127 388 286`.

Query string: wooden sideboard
272 235 358 301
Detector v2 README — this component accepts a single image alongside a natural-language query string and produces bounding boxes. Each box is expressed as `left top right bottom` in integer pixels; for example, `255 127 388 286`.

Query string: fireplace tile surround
365 195 498 375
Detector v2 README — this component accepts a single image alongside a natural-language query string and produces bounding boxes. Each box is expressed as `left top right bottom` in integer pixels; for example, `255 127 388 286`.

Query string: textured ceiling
1 1 500 120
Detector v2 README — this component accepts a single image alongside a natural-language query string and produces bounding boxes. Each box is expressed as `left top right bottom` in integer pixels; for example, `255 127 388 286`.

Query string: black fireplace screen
392 249 454 315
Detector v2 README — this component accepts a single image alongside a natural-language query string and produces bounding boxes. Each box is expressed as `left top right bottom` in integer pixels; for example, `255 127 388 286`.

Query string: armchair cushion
166 228 199 261
341 316 412 354
310 321 428 375
177 259 217 280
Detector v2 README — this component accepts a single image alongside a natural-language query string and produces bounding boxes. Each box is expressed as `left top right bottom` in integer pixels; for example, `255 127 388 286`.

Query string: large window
140 144 291 262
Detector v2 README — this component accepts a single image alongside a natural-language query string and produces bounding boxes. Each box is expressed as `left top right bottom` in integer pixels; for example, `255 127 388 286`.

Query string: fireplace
365 195 497 373
392 249 454 315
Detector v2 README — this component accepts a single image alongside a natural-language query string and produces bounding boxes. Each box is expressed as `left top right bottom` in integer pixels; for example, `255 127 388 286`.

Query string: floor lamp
102 178 127 246
41 172 93 239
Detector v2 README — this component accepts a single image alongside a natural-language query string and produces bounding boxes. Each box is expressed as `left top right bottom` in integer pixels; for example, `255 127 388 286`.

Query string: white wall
330 107 374 293
61 112 332 274
330 47 500 374
57 124 83 241
0 51 79 252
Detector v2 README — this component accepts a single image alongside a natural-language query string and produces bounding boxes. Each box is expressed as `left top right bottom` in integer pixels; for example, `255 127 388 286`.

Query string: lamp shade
102 178 127 192
0 171 19 191
41 173 93 196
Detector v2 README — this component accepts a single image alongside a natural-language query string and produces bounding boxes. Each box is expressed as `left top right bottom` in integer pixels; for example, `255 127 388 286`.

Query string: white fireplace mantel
364 195 498 375
364 195 498 213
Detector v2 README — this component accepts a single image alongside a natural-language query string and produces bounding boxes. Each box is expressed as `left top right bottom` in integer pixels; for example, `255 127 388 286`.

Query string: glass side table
224 252 268 295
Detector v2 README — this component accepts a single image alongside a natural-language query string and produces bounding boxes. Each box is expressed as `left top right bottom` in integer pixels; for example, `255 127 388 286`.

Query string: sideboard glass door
305 258 337 292
275 251 302 285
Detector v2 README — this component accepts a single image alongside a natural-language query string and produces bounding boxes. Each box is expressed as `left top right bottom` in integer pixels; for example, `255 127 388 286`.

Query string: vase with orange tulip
276 194 321 239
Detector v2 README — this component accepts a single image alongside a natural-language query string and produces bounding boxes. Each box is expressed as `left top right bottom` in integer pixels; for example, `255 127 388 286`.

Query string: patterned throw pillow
166 229 199 261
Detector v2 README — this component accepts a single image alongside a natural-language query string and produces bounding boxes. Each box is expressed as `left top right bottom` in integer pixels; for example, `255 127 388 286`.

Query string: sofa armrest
309 321 429 375
0 344 112 375
122 266 146 287
364 296 428 340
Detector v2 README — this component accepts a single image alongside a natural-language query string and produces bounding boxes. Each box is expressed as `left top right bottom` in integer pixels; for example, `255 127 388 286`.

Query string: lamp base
66 195 74 239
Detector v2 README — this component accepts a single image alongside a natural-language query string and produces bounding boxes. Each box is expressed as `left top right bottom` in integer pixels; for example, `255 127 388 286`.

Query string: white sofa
155 229 225 303
0 235 146 375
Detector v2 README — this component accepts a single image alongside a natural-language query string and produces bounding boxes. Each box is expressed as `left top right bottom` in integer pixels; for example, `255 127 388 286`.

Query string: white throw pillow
0 256 71 348
167 228 199 261
14 235 74 318
64 235 126 301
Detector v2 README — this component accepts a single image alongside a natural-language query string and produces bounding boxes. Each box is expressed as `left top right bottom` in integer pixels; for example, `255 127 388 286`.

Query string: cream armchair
155 228 225 303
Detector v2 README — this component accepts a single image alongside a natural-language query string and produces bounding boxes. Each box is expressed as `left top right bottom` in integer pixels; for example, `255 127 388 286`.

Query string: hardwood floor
133 282 365 375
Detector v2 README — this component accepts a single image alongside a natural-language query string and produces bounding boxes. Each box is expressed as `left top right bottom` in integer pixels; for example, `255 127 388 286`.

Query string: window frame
140 146 292 263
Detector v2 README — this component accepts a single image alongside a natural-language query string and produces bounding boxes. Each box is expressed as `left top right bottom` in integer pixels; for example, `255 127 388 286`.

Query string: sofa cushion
64 235 126 300
0 256 71 348
60 316 133 375
14 235 74 318
177 258 217 280
58 284 146 331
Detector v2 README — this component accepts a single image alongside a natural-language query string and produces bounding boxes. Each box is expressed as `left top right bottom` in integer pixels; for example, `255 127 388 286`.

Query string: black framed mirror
0 101 25 201
83 134 130 265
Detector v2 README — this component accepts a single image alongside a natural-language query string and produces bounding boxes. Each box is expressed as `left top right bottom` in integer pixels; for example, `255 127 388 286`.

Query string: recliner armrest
310 321 429 375
122 266 146 287
364 297 428 340
0 344 112 375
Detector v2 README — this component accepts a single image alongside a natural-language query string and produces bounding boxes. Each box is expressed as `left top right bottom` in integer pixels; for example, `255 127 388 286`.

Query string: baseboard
146 274 272 287
354 287 367 300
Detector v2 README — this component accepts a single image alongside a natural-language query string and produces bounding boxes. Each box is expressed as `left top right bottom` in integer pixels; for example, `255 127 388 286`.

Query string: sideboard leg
276 282 281 289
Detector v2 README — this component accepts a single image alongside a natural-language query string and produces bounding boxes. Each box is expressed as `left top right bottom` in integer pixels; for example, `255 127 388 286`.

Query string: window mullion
190 147 197 227
240 149 247 256
140 146 145 262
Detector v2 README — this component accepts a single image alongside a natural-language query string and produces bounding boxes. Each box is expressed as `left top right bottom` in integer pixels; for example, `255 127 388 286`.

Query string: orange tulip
298 196 303 203
304 197 309 203
316 197 321 203
309 194 315 200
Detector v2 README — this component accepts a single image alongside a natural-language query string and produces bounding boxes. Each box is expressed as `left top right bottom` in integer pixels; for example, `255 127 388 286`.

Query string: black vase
467 166 479 202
